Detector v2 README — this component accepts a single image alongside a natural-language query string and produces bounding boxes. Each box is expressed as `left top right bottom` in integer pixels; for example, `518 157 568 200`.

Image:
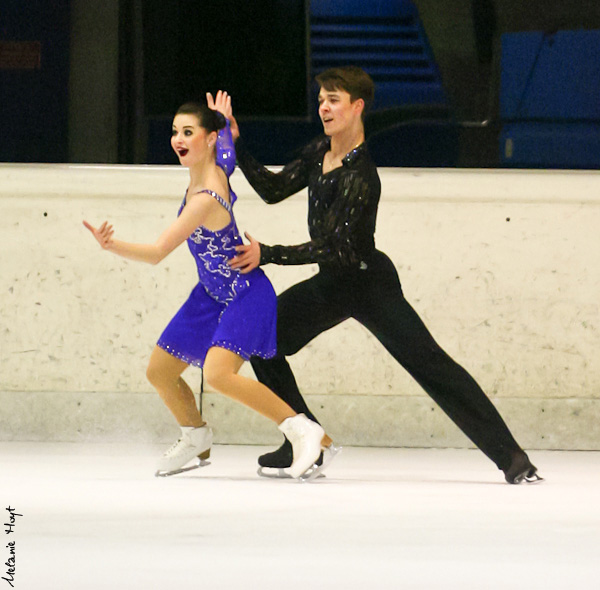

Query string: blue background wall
499 29 600 168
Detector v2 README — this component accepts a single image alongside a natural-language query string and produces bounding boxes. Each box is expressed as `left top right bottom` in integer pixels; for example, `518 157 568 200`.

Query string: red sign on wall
0 41 42 69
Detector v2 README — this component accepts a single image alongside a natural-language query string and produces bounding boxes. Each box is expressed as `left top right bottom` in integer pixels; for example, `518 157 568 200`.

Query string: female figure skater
83 100 327 480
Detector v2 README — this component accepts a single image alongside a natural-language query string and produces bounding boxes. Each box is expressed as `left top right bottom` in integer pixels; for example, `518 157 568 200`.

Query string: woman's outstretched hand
206 90 239 141
83 220 114 250
229 232 260 273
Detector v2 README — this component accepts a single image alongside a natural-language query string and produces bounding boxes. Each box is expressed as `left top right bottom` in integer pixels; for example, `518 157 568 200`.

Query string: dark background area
0 0 71 163
141 0 308 118
1 0 599 167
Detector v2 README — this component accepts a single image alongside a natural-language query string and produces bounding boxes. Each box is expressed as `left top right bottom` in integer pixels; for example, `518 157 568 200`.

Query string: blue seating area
310 0 447 109
499 29 600 169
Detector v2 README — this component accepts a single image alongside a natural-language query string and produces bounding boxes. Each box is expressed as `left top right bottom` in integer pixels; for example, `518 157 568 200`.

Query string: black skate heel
504 452 543 484
257 439 293 478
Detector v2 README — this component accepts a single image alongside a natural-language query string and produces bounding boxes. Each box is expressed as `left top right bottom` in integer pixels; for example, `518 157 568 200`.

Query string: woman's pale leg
146 345 204 427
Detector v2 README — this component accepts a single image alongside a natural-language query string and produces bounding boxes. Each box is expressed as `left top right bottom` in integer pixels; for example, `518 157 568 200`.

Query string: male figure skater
212 66 541 484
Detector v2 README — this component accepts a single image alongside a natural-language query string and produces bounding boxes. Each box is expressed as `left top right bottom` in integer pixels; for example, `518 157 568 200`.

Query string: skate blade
257 467 293 479
299 444 342 483
523 472 544 484
512 470 544 485
155 458 211 478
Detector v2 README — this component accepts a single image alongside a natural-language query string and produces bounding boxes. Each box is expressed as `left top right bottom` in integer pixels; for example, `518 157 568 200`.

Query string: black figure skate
504 451 543 484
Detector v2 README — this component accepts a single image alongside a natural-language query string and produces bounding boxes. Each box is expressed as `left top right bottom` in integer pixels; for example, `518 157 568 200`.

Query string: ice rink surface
2 442 599 590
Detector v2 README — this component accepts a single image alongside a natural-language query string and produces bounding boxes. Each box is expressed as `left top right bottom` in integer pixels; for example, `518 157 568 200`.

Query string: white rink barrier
1 163 599 449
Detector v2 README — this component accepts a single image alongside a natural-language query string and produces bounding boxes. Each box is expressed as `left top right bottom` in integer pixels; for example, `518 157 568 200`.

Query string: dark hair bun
213 110 227 131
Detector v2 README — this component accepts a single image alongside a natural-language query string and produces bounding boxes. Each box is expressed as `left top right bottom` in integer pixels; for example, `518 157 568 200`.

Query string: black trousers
251 250 522 471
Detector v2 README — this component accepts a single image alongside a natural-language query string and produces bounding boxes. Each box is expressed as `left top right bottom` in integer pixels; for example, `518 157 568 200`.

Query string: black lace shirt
236 135 381 268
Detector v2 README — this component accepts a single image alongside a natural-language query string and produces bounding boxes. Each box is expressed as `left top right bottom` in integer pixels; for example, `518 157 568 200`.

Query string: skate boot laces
155 426 213 477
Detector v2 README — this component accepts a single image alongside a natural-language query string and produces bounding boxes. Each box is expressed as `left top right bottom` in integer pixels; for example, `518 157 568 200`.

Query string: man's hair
315 66 375 119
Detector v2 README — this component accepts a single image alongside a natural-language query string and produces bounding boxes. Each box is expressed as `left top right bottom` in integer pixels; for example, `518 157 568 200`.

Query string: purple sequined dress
157 123 277 367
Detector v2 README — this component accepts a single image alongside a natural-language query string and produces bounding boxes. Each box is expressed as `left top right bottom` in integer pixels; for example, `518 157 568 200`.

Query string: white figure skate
278 414 327 480
155 425 213 477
